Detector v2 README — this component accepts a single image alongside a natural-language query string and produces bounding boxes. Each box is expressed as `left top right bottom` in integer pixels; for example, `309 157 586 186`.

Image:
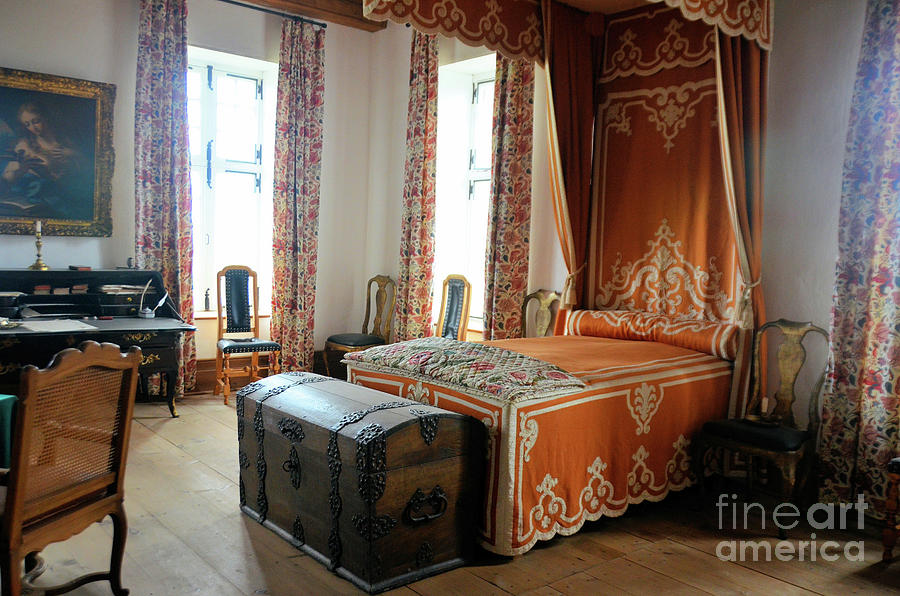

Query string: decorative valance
362 0 771 61
362 0 543 61
653 0 772 50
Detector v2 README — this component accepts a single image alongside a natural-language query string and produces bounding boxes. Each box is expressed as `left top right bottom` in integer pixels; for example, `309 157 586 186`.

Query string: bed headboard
594 219 738 324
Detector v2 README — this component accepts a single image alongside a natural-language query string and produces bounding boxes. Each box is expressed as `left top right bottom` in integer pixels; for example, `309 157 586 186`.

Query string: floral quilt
343 337 585 403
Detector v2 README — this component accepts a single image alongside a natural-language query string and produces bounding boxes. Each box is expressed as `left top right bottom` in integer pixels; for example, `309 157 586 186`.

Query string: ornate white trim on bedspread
344 337 585 403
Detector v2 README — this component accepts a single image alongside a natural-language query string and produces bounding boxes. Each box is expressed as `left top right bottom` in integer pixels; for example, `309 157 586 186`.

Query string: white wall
0 0 139 268
763 0 867 418
0 0 412 357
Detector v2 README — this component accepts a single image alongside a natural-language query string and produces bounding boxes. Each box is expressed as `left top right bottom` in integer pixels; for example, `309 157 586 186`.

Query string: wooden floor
28 394 900 595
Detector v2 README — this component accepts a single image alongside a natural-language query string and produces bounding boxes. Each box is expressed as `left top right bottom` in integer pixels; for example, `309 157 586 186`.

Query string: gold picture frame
0 67 115 236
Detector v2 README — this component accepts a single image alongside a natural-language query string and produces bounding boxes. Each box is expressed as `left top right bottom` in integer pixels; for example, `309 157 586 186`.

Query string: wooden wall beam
226 0 388 32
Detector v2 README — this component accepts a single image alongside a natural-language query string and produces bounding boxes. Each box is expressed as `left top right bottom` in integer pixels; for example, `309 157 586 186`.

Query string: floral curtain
483 55 535 340
395 31 438 341
270 19 326 372
820 0 900 517
134 0 195 394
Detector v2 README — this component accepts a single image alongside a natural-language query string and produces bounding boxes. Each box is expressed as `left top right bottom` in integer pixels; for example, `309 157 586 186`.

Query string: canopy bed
353 0 770 555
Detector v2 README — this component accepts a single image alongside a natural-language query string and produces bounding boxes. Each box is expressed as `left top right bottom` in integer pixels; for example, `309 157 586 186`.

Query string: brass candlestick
28 223 49 271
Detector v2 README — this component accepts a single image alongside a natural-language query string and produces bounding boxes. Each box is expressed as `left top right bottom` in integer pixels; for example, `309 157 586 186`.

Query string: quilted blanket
343 337 585 403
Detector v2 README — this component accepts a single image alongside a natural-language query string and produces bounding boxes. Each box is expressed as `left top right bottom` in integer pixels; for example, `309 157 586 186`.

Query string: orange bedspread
346 336 732 555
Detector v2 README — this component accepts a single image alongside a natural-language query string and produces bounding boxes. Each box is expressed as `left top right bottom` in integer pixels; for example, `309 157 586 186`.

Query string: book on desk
0 269 195 417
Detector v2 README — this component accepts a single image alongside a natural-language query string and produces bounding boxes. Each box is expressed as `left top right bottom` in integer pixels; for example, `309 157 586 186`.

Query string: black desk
0 317 195 417
0 269 196 418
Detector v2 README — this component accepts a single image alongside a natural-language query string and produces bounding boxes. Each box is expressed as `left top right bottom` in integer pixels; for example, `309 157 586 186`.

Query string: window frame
186 47 277 315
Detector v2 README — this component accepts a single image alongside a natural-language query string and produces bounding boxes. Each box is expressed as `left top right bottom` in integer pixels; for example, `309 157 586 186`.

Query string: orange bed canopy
362 0 771 61
365 0 770 416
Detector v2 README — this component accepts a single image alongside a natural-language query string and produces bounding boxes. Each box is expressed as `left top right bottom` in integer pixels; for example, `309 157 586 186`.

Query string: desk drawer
111 331 170 348
136 347 177 372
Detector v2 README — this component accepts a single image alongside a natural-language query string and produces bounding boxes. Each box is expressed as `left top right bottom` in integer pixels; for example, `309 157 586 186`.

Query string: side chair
435 274 472 340
1 341 141 596
522 289 560 337
692 319 828 534
324 275 396 377
215 265 281 403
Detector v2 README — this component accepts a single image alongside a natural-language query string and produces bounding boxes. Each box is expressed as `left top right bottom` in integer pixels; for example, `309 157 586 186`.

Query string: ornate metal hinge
409 408 439 445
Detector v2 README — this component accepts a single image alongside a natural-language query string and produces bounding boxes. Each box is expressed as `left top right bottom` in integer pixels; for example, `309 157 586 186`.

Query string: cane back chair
0 341 141 596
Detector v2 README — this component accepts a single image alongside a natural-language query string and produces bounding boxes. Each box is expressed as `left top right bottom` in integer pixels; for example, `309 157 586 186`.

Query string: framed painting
0 67 115 236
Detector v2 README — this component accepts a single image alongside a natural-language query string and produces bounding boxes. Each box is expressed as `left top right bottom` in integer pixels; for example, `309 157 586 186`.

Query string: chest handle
403 486 448 524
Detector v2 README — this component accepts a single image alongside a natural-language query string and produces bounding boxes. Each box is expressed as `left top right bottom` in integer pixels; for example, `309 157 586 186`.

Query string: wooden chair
0 341 141 596
215 266 281 404
884 458 900 561
692 320 828 528
324 275 396 376
435 274 472 340
522 289 560 337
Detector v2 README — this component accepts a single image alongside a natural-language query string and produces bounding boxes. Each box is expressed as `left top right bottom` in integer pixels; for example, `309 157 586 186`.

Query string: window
186 47 277 313
435 54 496 332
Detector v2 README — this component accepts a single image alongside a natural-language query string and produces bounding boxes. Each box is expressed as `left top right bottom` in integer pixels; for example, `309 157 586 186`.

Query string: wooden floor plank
582 558 711 595
407 567 510 595
625 540 818 595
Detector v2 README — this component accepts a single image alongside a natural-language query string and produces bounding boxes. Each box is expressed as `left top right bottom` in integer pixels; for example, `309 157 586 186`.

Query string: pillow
565 310 741 360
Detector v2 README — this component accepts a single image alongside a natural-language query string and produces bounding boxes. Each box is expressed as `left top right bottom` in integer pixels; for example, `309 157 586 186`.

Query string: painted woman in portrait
0 101 92 220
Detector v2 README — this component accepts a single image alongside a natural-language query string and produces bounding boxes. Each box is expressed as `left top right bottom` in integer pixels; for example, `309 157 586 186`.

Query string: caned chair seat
325 333 385 349
217 338 282 354
702 419 809 452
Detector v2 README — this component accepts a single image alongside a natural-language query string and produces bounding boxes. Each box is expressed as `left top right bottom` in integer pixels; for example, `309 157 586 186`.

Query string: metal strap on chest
236 374 326 520
326 401 409 571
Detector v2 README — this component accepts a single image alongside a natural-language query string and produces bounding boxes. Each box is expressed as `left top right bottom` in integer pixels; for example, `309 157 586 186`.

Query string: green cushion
326 333 385 348
703 418 809 452
0 394 16 469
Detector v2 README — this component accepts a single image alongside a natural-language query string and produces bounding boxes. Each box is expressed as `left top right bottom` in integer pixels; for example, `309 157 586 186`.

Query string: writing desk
0 269 195 418
0 317 194 417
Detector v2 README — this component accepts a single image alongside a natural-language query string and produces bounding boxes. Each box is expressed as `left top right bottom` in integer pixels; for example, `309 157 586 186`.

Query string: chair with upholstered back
324 275 396 377
435 274 472 340
522 289 560 337
692 319 828 531
215 265 281 403
0 341 140 596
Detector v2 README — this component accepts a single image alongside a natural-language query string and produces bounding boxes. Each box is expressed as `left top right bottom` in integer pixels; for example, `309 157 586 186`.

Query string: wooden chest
236 372 485 593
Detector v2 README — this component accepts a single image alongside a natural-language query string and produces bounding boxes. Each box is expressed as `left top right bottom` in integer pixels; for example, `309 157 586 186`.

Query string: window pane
466 179 491 321
186 68 202 100
216 74 259 163
213 171 259 273
187 69 203 159
472 80 495 171
190 167 207 310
